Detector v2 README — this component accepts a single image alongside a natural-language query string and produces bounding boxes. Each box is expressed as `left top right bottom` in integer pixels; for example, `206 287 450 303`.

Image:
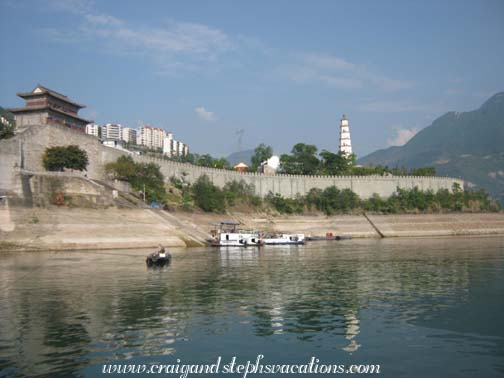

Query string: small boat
306 235 352 241
146 251 172 267
209 221 264 247
263 234 305 245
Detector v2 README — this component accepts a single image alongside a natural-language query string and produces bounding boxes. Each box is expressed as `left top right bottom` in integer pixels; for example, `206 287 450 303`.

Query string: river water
1 237 503 377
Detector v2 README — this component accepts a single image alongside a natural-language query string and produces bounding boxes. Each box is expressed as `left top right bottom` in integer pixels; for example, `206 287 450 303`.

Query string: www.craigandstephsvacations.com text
102 355 381 376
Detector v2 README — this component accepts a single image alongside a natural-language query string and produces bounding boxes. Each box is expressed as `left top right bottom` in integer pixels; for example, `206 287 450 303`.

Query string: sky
1 0 503 158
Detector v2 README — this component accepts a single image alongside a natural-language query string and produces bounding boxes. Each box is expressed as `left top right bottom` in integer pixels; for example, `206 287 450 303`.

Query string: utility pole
235 129 244 152
143 183 146 202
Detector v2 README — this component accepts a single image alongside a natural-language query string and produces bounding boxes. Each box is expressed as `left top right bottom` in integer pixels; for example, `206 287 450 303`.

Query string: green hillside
358 93 504 203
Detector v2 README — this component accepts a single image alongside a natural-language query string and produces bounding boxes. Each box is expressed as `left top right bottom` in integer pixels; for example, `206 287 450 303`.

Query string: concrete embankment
366 213 504 237
1 205 504 251
0 207 206 251
173 211 504 239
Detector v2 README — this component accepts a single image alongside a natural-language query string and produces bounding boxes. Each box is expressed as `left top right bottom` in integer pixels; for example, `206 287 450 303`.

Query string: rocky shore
1 204 504 252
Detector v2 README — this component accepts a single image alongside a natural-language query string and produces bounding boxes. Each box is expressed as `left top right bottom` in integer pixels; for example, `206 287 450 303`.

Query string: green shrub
42 145 89 172
105 155 166 203
191 175 225 213
266 192 304 214
223 180 256 207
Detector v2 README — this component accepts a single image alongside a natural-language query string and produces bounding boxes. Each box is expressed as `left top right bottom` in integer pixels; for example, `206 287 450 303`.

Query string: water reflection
1 237 503 377
342 311 360 353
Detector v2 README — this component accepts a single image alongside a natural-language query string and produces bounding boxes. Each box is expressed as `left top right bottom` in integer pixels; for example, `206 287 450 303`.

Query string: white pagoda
339 114 352 157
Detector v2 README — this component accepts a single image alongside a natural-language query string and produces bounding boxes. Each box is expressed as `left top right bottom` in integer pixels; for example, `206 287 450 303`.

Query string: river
1 237 503 377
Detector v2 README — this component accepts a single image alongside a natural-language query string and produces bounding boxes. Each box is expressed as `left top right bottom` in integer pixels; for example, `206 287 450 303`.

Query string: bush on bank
189 175 262 213
268 183 500 215
188 176 500 214
105 155 166 203
104 159 500 214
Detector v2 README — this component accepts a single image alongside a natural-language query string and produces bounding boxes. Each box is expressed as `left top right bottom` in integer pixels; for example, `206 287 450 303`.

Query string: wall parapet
134 155 459 181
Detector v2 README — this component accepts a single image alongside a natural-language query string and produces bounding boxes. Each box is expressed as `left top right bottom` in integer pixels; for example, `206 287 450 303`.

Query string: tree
223 180 255 206
319 150 349 175
279 154 302 175
196 154 214 167
251 143 273 171
213 157 230 169
265 192 304 214
280 143 320 175
105 155 137 181
451 182 464 211
42 145 89 172
182 153 196 164
410 166 436 176
136 162 167 202
192 175 225 212
105 155 166 203
0 107 16 139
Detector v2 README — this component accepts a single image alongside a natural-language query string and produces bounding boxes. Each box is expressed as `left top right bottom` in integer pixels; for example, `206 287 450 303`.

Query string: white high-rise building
152 128 165 149
173 140 180 156
177 141 185 156
136 126 151 147
121 127 137 144
339 115 352 157
137 125 165 149
162 132 189 158
85 123 100 138
162 133 173 157
102 123 122 140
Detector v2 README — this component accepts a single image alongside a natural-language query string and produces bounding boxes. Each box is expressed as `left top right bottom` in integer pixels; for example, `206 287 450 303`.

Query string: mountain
226 149 254 166
358 92 504 204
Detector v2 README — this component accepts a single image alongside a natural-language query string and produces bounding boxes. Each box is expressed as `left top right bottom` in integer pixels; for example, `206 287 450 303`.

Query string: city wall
0 124 464 199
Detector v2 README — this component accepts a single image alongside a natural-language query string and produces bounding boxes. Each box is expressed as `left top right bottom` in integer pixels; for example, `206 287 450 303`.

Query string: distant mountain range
226 149 254 166
358 92 504 204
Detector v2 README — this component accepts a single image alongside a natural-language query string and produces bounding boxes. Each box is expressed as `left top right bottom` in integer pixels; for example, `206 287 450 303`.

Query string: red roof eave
16 91 86 109
7 105 93 124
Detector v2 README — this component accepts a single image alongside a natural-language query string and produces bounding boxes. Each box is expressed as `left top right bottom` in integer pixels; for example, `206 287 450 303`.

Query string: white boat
212 232 264 247
263 234 305 245
209 222 264 247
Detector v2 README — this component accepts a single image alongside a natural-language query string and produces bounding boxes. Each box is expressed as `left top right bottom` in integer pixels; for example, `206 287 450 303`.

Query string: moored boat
263 234 305 245
209 221 264 247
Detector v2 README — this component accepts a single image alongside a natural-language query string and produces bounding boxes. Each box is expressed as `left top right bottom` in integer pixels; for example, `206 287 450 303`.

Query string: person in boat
156 244 166 258
146 245 171 266
148 245 166 261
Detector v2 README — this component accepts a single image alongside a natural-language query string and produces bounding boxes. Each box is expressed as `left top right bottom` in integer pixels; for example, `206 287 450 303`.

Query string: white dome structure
260 155 280 175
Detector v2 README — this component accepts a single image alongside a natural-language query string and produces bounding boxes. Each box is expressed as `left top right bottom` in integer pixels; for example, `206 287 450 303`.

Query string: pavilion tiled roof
234 162 249 168
16 84 86 109
7 105 93 124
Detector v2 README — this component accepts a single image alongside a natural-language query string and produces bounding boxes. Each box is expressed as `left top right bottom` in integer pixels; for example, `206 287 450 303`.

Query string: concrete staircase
154 210 211 246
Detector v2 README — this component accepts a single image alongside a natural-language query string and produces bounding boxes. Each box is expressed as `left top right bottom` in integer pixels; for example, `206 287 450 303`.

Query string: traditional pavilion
233 162 249 173
7 84 92 132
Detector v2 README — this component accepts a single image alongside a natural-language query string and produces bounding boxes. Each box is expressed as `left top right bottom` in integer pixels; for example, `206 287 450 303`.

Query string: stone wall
7 170 118 208
0 124 464 199
140 156 462 198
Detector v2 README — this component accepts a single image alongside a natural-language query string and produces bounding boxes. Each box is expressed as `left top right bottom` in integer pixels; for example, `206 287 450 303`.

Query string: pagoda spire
339 114 352 157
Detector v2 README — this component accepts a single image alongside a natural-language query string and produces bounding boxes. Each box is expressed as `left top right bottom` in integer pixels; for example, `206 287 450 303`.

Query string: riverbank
1 205 504 251
174 211 504 238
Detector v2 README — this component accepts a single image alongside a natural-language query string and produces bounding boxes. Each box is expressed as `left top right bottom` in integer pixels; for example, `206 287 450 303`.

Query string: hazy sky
1 0 503 158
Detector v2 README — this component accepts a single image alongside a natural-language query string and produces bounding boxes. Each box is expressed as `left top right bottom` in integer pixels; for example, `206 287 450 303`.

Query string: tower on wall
339 114 352 157
7 84 92 132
